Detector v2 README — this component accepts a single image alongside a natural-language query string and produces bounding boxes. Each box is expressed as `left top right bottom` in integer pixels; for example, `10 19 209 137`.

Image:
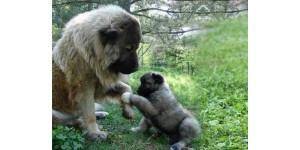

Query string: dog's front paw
95 111 109 119
122 104 135 119
85 130 108 141
121 92 131 103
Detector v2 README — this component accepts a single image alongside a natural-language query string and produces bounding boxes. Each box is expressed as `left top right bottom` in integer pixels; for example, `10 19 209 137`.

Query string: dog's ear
99 27 118 45
99 26 117 34
103 28 118 37
152 73 164 84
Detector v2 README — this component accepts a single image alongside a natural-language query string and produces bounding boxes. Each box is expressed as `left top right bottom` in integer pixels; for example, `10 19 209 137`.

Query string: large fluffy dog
52 5 142 140
121 72 201 150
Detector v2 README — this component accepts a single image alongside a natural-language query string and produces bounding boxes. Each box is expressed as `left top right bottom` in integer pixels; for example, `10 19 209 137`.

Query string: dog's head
70 5 142 75
98 6 142 74
137 72 164 97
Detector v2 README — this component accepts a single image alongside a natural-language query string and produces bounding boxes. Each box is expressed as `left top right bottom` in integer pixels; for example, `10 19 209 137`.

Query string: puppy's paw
131 127 140 133
170 144 180 150
121 92 131 103
170 143 188 150
131 126 146 133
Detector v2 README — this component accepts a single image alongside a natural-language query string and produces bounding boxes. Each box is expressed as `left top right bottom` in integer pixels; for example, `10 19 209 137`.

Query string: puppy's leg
170 117 200 150
170 140 189 150
131 117 152 132
121 92 158 117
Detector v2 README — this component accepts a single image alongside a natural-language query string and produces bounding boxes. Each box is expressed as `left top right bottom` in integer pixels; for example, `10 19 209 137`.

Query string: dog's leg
95 103 104 111
84 96 107 140
104 81 135 119
95 111 109 118
52 109 77 127
94 103 109 118
73 82 107 140
52 109 72 121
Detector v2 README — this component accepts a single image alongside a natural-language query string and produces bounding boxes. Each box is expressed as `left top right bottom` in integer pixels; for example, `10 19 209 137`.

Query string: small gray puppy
121 72 201 150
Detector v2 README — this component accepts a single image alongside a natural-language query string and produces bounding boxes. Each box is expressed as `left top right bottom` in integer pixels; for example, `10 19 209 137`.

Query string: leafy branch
132 8 248 15
142 28 204 35
52 0 103 7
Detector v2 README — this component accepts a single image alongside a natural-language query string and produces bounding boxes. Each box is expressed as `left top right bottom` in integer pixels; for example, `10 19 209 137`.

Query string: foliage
52 24 63 41
52 0 248 70
190 16 248 149
52 126 85 150
132 0 247 70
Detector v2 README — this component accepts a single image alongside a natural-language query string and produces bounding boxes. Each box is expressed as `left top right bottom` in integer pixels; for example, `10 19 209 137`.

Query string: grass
54 16 248 150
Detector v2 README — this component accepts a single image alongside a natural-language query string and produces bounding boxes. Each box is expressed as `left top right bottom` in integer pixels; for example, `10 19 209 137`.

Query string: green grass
54 16 248 150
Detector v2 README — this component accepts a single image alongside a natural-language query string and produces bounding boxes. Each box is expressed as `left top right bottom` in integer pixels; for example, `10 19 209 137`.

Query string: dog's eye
124 45 133 52
120 22 131 30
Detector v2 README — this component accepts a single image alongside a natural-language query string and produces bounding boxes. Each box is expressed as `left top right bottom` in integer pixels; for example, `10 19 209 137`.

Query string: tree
52 0 248 73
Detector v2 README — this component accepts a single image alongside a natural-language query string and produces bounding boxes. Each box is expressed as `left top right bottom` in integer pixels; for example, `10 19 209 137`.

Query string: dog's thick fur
52 5 142 140
121 72 201 150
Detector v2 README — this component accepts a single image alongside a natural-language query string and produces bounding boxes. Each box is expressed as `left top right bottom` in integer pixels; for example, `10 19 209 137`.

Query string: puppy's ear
152 73 164 84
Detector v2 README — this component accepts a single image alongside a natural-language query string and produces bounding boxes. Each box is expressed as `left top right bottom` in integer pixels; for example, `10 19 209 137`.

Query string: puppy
121 72 201 150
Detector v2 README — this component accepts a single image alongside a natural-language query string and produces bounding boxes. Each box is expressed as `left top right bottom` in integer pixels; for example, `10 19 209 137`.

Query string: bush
52 126 85 150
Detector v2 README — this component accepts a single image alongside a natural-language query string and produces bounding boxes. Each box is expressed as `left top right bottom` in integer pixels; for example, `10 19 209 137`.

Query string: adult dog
52 5 142 140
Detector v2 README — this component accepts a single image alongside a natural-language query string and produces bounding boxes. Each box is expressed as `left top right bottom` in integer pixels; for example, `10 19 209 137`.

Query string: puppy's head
137 72 164 97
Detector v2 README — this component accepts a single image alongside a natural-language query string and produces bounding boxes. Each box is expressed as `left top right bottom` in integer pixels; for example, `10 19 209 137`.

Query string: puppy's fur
121 72 200 150
52 5 142 140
